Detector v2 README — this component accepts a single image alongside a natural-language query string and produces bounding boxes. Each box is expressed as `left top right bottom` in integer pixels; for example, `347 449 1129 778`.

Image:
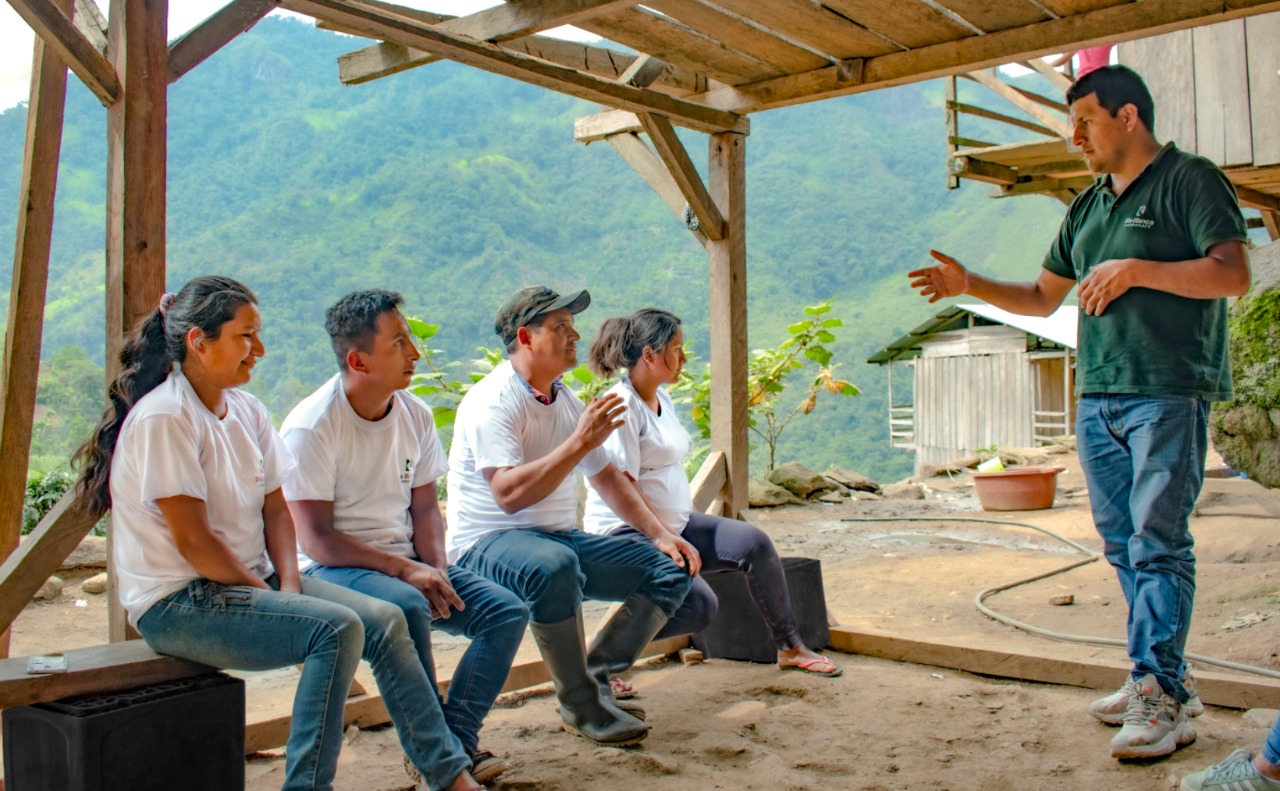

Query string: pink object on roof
1075 46 1114 80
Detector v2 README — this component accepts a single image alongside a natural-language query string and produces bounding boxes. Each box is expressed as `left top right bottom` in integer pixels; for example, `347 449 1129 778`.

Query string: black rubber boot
530 613 648 746
587 596 669 722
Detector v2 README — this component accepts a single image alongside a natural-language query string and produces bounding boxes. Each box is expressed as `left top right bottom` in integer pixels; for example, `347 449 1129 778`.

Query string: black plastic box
692 556 831 663
2 671 244 791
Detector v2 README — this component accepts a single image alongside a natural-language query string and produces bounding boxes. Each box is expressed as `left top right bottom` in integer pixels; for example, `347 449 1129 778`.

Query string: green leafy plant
23 469 75 535
673 300 860 476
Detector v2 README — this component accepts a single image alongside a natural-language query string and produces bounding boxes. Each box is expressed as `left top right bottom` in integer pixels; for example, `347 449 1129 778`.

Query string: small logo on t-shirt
255 457 266 488
400 458 412 484
1124 204 1155 230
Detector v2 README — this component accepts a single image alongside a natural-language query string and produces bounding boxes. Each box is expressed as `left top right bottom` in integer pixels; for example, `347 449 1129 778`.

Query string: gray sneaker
1091 665 1204 724
1182 749 1280 790
1110 673 1196 760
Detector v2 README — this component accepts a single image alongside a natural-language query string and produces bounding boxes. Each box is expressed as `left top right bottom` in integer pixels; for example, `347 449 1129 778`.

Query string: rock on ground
767 462 831 497
34 576 63 601
749 478 798 507
824 466 881 493
81 572 108 594
882 481 926 500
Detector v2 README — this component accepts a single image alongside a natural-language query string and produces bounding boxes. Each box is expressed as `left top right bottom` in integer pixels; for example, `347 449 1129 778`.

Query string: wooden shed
869 304 1077 475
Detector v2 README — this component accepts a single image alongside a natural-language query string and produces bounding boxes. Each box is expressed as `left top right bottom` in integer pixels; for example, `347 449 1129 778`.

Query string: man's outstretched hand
908 250 970 303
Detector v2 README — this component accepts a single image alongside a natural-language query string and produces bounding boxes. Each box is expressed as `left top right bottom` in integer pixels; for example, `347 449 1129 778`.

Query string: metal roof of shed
868 302 1077 363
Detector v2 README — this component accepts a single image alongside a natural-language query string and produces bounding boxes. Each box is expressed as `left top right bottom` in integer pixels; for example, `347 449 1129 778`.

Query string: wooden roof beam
947 99 1061 138
992 174 1095 197
968 69 1071 139
692 0 1280 114
6 0 119 104
168 0 281 83
1236 184 1280 213
1021 57 1073 94
604 132 708 248
949 155 1018 184
284 0 747 135
73 0 107 53
638 112 725 240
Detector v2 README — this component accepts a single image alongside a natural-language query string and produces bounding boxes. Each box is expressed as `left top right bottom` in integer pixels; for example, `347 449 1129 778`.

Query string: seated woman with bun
74 276 481 791
583 308 843 679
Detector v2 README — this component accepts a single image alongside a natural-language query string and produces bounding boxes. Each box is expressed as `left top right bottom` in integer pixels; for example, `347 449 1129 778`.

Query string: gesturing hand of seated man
573 392 626 451
400 560 464 620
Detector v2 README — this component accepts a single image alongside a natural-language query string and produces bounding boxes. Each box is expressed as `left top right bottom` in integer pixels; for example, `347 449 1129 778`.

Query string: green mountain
0 17 1068 482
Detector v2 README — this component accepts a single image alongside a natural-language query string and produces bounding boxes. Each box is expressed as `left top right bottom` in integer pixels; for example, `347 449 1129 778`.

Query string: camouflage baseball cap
494 285 591 345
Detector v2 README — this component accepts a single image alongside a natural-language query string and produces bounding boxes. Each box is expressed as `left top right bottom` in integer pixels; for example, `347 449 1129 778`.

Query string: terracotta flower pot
972 466 1065 511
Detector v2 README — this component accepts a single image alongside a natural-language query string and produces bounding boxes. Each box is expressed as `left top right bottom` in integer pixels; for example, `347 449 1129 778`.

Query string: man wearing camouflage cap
446 285 700 747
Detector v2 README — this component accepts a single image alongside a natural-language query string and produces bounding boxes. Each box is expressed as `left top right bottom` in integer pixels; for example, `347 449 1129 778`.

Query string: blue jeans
1265 714 1280 767
615 513 804 650
137 575 470 791
306 563 529 755
1077 394 1207 703
456 528 691 624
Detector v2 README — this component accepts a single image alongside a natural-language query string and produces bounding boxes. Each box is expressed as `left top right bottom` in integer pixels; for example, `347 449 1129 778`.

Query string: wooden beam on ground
246 636 691 751
286 0 746 136
0 493 103 638
949 155 1018 185
689 451 727 514
72 0 107 53
946 99 1061 138
604 132 706 248
638 113 725 240
0 641 216 710
6 0 119 104
167 0 280 83
1235 184 1280 213
828 625 1280 710
707 132 748 518
1022 57 1072 94
106 0 169 643
691 0 1280 114
0 2 70 657
967 70 1071 139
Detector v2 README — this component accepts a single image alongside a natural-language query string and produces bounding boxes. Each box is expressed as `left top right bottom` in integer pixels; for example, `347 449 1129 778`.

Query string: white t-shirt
446 360 611 561
583 379 694 536
109 371 293 626
280 374 446 571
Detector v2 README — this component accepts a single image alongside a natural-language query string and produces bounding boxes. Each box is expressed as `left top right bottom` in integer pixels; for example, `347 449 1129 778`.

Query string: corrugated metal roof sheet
867 303 1077 364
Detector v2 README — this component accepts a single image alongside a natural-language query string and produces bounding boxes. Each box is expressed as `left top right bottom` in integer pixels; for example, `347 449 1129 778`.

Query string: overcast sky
0 1 595 111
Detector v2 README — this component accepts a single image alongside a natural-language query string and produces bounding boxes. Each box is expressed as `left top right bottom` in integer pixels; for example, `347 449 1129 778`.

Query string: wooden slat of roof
643 0 831 75
577 7 784 85
932 0 1054 32
710 0 902 60
1035 0 1130 16
822 0 979 49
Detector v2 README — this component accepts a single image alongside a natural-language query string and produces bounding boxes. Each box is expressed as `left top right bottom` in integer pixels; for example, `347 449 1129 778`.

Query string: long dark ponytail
74 276 257 518
587 308 682 379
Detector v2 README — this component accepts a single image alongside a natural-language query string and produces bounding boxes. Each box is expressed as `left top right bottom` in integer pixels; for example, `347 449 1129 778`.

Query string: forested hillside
0 17 1069 481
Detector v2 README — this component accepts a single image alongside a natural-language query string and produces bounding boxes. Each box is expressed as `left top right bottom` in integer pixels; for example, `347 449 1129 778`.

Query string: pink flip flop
781 655 843 677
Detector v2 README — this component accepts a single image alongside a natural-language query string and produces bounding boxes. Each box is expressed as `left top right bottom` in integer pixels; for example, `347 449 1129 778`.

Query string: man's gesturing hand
908 250 970 303
574 392 627 451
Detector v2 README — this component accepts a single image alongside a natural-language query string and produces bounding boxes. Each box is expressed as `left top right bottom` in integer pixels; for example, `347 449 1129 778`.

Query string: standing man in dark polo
908 65 1250 760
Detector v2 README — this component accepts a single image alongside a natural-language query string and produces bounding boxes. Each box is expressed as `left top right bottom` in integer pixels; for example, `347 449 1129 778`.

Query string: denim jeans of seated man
138 574 470 791
1077 394 1207 703
457 528 691 624
307 562 529 756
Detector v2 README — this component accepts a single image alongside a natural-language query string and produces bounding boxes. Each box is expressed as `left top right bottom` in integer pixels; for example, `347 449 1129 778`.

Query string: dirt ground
10 448 1280 790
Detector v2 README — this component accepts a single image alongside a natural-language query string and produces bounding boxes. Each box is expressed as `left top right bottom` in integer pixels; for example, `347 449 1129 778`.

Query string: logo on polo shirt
400 458 412 484
255 457 266 487
1124 204 1155 230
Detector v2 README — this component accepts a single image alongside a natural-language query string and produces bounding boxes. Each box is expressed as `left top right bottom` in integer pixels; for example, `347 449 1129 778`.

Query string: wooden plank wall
1119 32 1197 152
1247 14 1280 167
1193 21 1252 167
914 349 1033 471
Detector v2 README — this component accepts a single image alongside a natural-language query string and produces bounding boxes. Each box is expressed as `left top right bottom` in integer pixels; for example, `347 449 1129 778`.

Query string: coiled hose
835 514 1280 681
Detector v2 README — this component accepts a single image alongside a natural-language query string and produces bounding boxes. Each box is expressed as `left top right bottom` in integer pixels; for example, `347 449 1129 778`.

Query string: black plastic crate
692 556 831 663
3 671 244 791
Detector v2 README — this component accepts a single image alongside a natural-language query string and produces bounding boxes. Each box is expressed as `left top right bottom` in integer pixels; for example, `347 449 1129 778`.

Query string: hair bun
157 292 177 317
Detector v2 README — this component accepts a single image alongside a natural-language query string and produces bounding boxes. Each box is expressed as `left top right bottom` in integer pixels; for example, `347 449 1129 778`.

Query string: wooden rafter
604 132 705 246
72 0 107 53
1022 57 1073 94
0 0 71 657
6 0 119 104
967 69 1071 139
168 0 282 84
283 0 748 135
637 112 726 240
641 0 830 75
574 108 644 143
992 174 1095 197
947 99 1062 138
691 0 1280 113
704 0 901 60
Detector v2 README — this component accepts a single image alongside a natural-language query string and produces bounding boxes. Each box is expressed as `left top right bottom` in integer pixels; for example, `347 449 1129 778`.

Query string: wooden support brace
946 99 1061 138
1236 184 1280 213
945 75 958 189
0 492 101 638
1021 57 1072 94
1263 210 1280 242
947 135 996 149
605 132 707 248
0 0 71 657
618 54 666 88
638 112 725 240
949 155 1018 184
967 70 1071 140
991 174 1095 197
72 0 107 53
168 0 281 83
6 0 120 104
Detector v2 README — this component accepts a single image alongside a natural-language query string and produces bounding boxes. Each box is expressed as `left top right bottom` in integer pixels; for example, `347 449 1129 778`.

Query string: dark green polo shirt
1043 143 1247 401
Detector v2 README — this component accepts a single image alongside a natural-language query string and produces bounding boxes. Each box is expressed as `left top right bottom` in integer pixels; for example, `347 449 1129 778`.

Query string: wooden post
945 76 959 189
707 132 747 517
0 0 73 658
105 0 168 642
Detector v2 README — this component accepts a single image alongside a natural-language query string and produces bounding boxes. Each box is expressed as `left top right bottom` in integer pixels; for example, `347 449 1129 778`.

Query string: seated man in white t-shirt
446 285 700 748
281 290 530 784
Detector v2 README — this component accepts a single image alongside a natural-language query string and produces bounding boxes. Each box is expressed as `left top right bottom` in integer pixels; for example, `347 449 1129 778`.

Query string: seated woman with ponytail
74 276 482 791
583 309 843 678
